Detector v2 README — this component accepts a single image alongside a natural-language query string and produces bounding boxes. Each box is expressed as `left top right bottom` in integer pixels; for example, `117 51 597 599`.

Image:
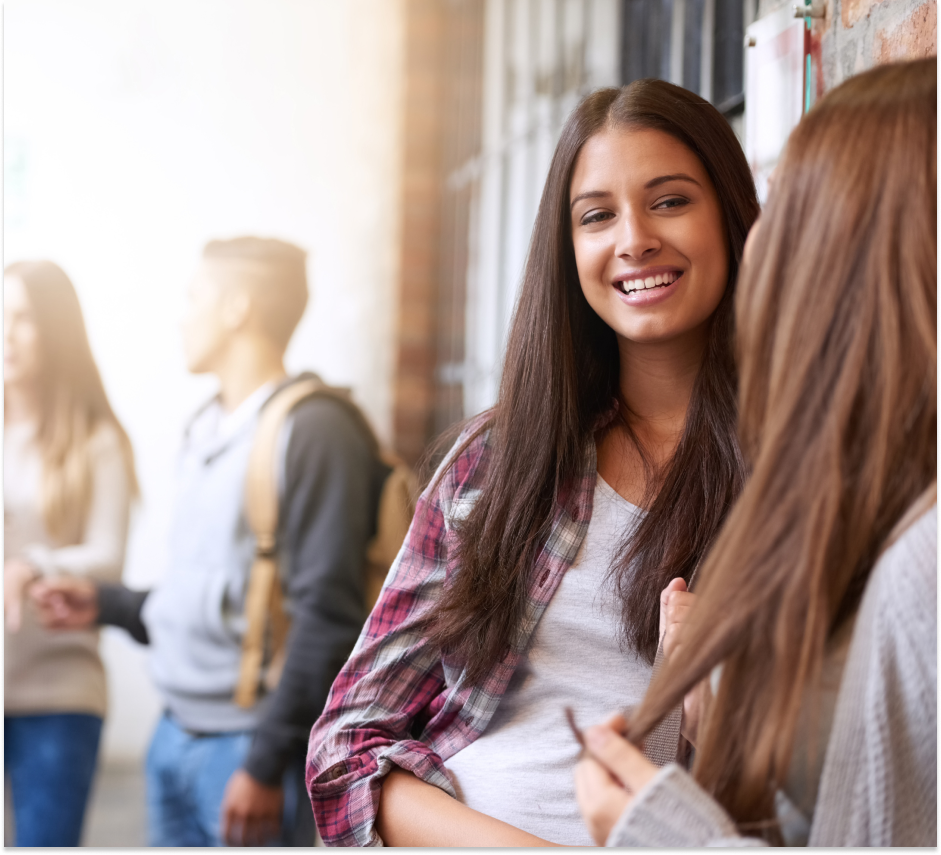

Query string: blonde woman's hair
5 261 139 545
628 58 936 837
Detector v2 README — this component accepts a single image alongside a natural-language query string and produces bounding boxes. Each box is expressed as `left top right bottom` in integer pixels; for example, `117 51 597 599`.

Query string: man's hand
30 575 99 631
220 769 283 846
5 558 39 633
574 712 658 845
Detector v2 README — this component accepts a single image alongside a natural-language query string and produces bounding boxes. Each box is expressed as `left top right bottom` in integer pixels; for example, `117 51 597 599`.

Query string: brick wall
391 0 446 467
759 0 936 97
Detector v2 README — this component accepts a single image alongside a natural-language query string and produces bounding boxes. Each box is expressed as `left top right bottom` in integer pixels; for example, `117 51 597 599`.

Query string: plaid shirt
305 423 599 846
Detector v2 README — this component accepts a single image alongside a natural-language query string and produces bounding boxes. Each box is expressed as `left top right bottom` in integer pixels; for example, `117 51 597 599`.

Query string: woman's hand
659 577 694 659
574 713 658 846
659 577 708 746
4 558 39 633
29 575 99 631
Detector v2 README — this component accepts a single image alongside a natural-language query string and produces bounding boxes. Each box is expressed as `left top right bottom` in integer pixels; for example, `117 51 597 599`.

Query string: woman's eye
655 197 689 210
580 210 613 226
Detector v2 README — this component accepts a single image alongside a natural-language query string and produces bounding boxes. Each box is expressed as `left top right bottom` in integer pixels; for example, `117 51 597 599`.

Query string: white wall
4 0 405 762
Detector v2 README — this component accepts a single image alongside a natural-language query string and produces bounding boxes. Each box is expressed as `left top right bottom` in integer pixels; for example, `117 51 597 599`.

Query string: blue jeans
4 712 103 846
145 713 315 847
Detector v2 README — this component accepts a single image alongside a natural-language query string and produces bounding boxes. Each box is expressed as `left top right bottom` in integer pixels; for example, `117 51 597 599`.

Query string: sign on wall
744 5 810 202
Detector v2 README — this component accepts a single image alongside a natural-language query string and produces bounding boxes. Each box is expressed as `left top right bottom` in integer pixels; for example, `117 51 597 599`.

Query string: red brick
874 0 938 61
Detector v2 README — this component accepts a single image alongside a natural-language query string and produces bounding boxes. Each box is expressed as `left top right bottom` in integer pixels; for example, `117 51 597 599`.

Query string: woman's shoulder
88 419 121 453
857 502 938 649
868 502 936 625
429 411 494 496
87 419 127 460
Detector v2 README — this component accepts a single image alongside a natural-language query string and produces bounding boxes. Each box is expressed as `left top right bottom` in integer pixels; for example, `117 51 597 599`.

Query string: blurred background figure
32 237 389 847
4 261 138 847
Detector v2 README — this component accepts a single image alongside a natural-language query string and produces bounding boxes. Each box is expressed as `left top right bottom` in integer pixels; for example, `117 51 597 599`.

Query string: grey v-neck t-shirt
444 475 654 845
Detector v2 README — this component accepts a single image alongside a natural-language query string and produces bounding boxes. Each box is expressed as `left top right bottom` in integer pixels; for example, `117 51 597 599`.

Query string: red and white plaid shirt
305 423 599 846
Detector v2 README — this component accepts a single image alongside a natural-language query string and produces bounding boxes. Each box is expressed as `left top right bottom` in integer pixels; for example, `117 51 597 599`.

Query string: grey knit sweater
608 504 937 848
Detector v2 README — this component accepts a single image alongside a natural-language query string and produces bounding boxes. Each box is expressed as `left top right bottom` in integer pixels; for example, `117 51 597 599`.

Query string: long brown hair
427 80 758 683
5 261 139 544
628 59 937 833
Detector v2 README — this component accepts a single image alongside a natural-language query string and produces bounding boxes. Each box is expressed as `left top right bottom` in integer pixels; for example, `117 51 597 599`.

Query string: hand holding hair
574 712 658 845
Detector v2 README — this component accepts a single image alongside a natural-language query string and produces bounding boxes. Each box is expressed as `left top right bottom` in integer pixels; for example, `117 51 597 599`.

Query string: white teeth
619 272 681 293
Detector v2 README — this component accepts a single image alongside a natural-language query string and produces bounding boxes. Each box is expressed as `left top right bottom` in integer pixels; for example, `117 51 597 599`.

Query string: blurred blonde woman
574 58 935 847
4 261 137 846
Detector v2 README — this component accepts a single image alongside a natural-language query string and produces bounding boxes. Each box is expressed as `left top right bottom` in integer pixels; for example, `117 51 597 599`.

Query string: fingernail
586 727 611 751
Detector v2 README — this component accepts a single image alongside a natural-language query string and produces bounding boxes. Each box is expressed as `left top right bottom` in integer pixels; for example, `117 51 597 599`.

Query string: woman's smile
613 267 684 306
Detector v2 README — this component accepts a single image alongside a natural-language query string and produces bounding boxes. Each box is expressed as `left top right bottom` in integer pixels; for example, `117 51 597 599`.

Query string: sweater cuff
243 732 297 787
97 583 150 644
606 763 748 847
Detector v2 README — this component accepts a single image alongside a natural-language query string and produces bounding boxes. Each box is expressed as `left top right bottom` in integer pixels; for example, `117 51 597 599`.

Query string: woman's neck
617 331 706 446
597 330 706 506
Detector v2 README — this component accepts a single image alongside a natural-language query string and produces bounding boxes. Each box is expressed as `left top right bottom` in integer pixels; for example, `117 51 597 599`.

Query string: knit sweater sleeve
808 505 937 846
607 505 937 848
22 423 132 583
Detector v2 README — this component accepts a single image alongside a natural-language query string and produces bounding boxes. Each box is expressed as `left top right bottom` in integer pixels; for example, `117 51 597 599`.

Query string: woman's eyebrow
571 174 701 210
645 173 701 189
570 189 611 210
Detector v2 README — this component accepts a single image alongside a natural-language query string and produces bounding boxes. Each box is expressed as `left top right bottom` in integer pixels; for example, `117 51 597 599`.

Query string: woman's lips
613 271 685 306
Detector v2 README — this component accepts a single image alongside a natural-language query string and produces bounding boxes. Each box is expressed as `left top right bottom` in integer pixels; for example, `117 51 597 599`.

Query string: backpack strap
234 376 414 708
235 376 344 709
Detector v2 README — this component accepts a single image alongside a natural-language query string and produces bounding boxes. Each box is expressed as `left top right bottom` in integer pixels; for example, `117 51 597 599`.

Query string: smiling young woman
306 81 759 847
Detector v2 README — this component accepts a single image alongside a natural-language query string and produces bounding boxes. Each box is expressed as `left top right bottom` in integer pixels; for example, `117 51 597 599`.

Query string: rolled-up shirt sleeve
305 426 493 847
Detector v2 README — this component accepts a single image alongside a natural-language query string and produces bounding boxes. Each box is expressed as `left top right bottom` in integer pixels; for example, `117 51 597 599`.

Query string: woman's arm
307 423 503 847
23 424 131 582
377 770 561 847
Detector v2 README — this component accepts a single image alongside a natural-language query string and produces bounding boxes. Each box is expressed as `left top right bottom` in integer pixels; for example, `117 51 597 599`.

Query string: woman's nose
615 213 661 260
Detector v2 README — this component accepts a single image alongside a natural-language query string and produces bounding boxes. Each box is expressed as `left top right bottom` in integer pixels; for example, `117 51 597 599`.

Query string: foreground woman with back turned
575 58 936 847
307 80 758 845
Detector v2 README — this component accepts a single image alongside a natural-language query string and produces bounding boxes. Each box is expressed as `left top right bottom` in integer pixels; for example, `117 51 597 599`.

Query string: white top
4 420 132 716
444 475 653 845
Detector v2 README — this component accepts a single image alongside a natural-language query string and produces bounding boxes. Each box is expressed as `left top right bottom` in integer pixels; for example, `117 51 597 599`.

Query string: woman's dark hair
427 80 759 683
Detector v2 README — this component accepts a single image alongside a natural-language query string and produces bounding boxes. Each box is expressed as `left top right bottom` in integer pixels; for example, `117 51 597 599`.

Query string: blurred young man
33 237 388 846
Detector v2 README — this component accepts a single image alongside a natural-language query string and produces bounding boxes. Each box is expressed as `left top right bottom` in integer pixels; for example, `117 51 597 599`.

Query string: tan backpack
233 376 417 709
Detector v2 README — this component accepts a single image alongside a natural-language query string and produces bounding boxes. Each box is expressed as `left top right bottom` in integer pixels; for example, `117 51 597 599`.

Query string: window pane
620 0 673 82
683 0 704 93
713 0 744 109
